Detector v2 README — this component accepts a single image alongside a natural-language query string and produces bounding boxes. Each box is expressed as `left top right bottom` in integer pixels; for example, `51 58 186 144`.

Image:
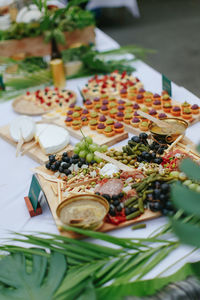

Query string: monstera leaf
171 150 200 248
0 250 67 300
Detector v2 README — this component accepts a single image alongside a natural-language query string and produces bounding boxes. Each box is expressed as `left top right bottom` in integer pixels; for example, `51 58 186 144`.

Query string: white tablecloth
0 28 200 278
87 0 140 18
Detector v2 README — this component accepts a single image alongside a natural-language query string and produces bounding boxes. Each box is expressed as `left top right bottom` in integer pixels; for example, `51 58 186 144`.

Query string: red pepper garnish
26 91 30 95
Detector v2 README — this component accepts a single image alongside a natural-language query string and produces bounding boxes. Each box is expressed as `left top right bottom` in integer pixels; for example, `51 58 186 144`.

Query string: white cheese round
35 124 70 154
10 116 36 142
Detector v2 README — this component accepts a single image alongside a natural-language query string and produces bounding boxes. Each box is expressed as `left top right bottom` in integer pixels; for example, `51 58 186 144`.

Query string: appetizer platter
81 71 200 135
44 104 129 147
12 87 77 115
0 116 73 164
33 131 200 238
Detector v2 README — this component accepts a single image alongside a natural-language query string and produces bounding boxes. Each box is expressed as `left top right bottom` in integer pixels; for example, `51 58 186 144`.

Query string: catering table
0 28 200 279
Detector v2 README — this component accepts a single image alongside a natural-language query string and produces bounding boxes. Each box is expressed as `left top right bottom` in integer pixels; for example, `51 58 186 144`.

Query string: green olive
127 156 132 161
130 160 135 165
122 159 128 164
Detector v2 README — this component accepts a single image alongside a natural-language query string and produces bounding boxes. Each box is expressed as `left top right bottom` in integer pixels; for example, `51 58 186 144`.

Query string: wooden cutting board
35 165 161 238
0 124 73 164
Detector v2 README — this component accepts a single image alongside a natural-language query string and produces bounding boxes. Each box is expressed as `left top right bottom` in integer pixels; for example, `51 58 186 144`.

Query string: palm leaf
0 251 66 300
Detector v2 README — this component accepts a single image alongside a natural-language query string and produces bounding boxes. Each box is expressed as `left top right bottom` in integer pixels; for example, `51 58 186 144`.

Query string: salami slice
120 171 145 180
95 178 124 196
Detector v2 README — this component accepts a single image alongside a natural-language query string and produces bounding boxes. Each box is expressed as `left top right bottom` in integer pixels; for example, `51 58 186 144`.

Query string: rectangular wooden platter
0 124 73 165
122 100 200 135
53 117 129 147
35 165 160 238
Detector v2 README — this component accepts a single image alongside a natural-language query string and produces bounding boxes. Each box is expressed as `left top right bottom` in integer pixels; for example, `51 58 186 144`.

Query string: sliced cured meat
94 179 123 196
120 171 145 180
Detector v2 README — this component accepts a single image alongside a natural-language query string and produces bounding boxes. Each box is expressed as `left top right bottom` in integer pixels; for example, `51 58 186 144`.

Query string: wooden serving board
0 124 73 164
12 92 76 116
52 117 128 147
35 165 160 238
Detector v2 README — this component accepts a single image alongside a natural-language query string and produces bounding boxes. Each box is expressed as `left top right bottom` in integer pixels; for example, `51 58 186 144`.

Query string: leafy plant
171 152 200 248
0 215 199 300
0 0 95 42
0 250 66 300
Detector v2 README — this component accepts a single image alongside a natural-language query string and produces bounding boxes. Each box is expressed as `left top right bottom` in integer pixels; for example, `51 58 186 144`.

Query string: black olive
72 154 79 159
157 148 164 155
64 169 71 175
109 206 116 216
141 151 147 158
62 152 68 157
149 201 162 212
137 156 143 162
147 193 153 201
80 158 86 163
90 160 96 165
72 158 79 164
62 157 70 163
49 155 56 163
154 157 163 164
46 162 51 169
61 162 69 169
55 160 61 168
139 132 148 140
149 144 155 150
112 194 119 201
125 207 130 215
130 207 138 213
144 153 151 162
116 205 122 212
102 194 111 201
165 201 173 210
51 164 57 171
95 192 100 195
155 181 161 189
161 183 170 193
159 193 168 202
131 136 140 143
151 152 156 159
78 162 83 168
59 166 63 173
118 192 124 199
113 200 120 206
154 189 161 200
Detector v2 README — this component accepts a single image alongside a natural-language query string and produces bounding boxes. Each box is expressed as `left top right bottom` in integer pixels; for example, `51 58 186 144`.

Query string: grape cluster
146 181 174 216
73 136 108 163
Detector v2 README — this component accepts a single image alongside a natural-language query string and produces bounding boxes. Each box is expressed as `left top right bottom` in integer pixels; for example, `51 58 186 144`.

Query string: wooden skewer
165 134 184 153
57 182 62 204
21 140 38 156
31 168 64 183
16 129 24 157
94 151 133 172
51 183 58 196
137 110 172 129
177 142 200 160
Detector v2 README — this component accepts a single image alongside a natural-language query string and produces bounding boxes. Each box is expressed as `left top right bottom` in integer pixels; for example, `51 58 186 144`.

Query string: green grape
183 180 192 186
79 150 87 158
89 144 98 152
79 141 87 150
94 155 102 163
100 145 108 153
196 185 200 193
85 136 93 144
73 147 80 154
189 183 198 191
86 153 94 163
75 142 82 148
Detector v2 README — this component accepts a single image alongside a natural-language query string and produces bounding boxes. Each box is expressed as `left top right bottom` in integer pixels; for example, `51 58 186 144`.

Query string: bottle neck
51 37 61 60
